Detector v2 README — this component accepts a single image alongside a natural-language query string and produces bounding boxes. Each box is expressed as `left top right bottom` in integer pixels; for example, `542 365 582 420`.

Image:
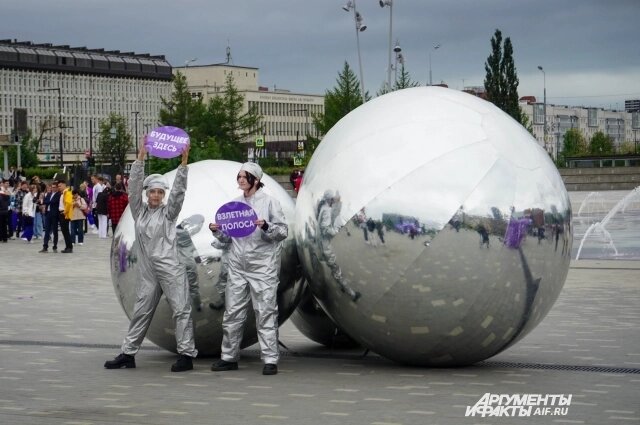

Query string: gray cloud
3 0 639 108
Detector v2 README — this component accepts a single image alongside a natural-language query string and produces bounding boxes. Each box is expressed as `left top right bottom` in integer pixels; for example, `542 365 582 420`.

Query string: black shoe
104 353 135 369
171 354 194 372
61 248 73 253
52 247 57 252
262 364 278 375
352 291 361 302
211 359 238 371
38 248 48 253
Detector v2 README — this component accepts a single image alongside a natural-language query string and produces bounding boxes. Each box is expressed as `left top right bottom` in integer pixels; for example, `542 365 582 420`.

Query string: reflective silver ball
289 284 360 348
294 87 572 366
110 160 304 356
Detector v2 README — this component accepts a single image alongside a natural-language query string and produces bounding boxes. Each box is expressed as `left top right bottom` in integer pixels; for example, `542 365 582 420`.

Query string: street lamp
379 0 394 92
538 66 547 151
342 1 367 103
131 111 140 151
393 40 403 84
289 108 309 155
37 87 64 168
428 43 441 86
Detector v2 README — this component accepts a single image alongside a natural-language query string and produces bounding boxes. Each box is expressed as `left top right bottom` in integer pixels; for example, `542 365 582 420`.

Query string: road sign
255 136 264 147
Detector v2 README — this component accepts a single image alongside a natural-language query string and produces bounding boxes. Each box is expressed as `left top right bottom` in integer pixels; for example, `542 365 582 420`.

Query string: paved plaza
0 196 639 424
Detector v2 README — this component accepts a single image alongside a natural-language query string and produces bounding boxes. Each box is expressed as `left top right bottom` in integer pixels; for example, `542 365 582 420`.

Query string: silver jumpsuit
318 200 359 300
212 190 287 365
121 160 197 357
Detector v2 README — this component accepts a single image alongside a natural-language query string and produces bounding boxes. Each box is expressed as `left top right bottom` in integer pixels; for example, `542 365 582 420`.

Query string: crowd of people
0 170 129 251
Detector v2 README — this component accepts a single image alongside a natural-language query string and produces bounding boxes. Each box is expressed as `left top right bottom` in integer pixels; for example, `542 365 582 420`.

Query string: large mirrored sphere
294 87 572 366
289 283 360 348
110 160 304 356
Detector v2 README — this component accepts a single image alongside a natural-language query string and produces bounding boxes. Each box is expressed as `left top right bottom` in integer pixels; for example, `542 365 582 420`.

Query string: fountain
574 186 640 260
576 191 607 219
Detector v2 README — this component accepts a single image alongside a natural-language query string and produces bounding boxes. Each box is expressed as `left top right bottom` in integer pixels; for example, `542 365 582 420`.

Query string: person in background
58 179 74 253
96 183 110 238
20 184 37 243
0 180 11 242
104 144 196 372
70 189 87 246
39 183 60 253
90 175 104 233
107 182 129 235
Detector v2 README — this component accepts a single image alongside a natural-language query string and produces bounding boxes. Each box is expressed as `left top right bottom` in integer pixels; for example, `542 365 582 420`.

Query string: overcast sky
3 0 639 109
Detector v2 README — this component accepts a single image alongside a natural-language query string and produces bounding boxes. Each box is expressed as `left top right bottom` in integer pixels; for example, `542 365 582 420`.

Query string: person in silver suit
209 162 287 376
176 215 205 312
104 144 197 372
317 190 360 302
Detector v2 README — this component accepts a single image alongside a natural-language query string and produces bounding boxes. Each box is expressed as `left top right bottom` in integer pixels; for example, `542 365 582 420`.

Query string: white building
0 39 172 166
521 101 639 159
176 63 324 160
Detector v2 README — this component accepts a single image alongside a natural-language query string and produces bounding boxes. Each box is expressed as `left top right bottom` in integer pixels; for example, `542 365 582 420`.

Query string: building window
588 108 598 127
533 103 544 125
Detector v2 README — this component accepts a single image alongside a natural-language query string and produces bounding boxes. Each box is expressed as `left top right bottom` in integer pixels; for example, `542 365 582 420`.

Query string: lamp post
289 108 309 155
428 43 441 86
131 111 140 151
379 0 394 92
393 40 403 84
342 1 367 103
38 87 64 168
537 66 547 152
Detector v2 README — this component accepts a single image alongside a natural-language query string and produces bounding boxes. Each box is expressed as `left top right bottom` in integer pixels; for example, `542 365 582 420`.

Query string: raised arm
166 145 190 221
128 144 147 219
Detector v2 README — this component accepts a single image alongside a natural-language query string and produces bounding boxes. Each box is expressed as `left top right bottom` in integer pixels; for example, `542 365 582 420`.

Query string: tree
559 128 588 166
97 113 133 173
309 62 366 154
393 64 420 91
205 73 263 162
6 130 40 169
376 64 420 96
484 29 524 124
152 72 261 173
589 131 614 155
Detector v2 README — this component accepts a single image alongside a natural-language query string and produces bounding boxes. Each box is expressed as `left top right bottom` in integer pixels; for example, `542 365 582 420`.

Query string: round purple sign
145 126 190 159
215 202 258 238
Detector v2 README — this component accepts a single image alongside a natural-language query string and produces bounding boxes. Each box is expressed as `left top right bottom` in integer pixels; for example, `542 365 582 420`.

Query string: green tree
619 140 635 154
376 64 420 96
97 113 133 173
309 62 366 154
153 72 261 173
393 64 420 91
558 128 587 166
205 73 263 162
484 29 524 124
158 71 202 131
589 131 614 155
6 130 40 169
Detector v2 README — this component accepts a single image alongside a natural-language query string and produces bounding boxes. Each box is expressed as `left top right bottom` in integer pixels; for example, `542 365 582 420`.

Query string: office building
177 63 323 160
0 39 172 165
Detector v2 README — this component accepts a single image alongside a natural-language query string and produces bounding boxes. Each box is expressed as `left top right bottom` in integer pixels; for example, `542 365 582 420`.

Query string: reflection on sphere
110 160 304 356
294 87 572 366
289 284 360 349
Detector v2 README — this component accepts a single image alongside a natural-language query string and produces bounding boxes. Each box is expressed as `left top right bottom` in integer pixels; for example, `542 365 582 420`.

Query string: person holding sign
209 162 288 376
105 143 198 372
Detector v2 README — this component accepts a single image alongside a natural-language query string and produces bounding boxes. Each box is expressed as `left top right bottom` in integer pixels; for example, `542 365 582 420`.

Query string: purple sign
145 126 190 159
215 202 258 238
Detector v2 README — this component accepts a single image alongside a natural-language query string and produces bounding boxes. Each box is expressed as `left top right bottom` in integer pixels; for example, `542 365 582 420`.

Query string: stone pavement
0 232 638 425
